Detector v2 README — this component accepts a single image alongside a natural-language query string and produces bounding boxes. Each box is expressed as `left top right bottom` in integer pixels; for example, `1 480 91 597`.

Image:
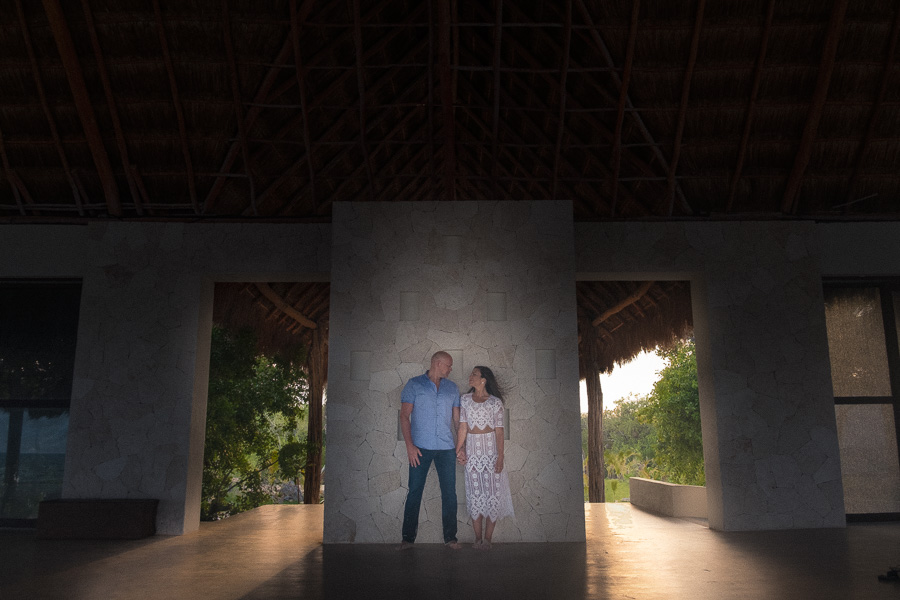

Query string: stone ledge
629 477 707 519
37 499 159 539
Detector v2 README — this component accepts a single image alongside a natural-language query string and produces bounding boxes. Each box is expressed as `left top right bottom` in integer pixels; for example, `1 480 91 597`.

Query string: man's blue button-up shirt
401 372 460 450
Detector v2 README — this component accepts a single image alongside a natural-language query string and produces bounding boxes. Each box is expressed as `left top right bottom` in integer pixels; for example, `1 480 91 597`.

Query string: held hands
456 447 467 465
406 443 422 467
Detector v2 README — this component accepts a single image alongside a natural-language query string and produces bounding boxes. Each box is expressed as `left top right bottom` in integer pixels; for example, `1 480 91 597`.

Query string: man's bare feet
399 541 414 551
444 540 462 550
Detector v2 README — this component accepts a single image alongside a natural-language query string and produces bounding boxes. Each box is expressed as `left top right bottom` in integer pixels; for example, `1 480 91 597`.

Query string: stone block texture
1 223 330 535
575 221 846 530
324 201 585 543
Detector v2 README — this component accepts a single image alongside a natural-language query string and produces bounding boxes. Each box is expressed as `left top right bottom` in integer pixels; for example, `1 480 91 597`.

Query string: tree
602 395 657 478
202 326 309 520
637 339 704 485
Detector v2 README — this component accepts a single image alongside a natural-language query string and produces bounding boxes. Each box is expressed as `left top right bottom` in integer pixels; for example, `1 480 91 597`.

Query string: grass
583 476 631 502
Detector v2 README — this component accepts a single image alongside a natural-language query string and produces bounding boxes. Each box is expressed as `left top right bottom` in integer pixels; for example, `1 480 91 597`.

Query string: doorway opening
576 280 697 506
201 281 329 522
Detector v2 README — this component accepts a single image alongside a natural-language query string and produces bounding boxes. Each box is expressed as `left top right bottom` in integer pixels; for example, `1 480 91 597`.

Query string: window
824 281 900 519
0 280 81 525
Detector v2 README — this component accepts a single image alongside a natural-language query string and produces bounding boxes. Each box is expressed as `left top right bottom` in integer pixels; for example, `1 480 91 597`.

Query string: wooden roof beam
80 0 142 216
438 0 457 201
592 281 654 327
290 0 318 214
843 2 900 213
16 0 83 216
781 0 848 215
609 0 640 217
726 0 775 214
255 283 317 329
350 0 377 202
574 0 692 215
43 0 121 217
490 0 504 199
222 0 258 216
284 39 431 214
551 0 573 200
240 3 428 215
153 0 199 215
427 0 437 201
664 0 705 216
458 48 645 213
470 8 657 213
0 125 27 215
206 0 402 212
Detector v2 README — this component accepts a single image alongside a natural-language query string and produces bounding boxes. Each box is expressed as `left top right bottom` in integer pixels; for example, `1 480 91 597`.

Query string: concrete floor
2 503 900 599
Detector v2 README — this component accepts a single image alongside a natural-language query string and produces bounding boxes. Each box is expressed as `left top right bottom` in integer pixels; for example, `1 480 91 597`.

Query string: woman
456 366 514 549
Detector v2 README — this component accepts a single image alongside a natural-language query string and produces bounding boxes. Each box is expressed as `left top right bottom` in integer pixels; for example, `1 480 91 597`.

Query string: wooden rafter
438 0 457 201
843 2 900 213
592 281 654 327
255 283 317 329
81 0 142 216
287 38 430 215
609 0 640 217
665 0 705 216
427 0 437 201
16 0 82 215
43 0 121 217
290 0 318 214
265 41 430 215
574 0 691 215
478 4 659 214
205 36 293 213
153 0 199 215
726 0 775 214
551 0 572 200
0 125 26 215
781 0 849 215
351 0 377 202
490 0 504 199
243 1 427 216
222 0 258 216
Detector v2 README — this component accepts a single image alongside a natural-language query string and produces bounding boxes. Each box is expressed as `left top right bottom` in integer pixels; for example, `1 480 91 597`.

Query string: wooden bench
37 498 159 539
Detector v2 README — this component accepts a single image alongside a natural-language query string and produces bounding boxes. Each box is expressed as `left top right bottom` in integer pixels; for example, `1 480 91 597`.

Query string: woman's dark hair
468 366 504 403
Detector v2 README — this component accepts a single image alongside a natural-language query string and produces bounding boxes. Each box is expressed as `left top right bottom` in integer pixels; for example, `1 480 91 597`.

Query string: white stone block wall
1 223 330 535
576 221 846 530
324 201 585 543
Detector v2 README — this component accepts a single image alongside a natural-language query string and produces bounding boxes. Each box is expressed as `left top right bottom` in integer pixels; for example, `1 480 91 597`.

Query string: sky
579 349 667 413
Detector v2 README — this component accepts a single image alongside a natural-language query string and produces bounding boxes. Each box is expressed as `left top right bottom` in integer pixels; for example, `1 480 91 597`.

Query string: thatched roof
1 0 899 222
577 280 693 375
212 281 329 358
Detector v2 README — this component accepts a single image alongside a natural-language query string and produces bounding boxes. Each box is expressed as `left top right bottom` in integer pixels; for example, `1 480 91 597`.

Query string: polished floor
2 503 900 599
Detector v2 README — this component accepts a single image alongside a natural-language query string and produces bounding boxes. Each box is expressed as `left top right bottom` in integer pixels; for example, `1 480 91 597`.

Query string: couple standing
399 351 514 549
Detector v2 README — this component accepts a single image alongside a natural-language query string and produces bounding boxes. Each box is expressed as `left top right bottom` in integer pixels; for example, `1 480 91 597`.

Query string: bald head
429 351 453 382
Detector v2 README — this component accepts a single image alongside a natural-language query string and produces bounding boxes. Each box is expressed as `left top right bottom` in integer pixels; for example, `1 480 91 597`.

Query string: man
399 350 461 549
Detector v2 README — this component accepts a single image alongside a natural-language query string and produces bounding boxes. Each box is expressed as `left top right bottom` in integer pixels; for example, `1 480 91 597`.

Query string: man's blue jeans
401 448 458 543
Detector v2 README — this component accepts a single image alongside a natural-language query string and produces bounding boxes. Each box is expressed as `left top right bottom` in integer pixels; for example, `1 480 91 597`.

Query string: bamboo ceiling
1 0 899 222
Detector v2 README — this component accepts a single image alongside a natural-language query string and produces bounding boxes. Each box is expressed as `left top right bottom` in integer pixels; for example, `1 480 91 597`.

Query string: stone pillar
325 201 585 543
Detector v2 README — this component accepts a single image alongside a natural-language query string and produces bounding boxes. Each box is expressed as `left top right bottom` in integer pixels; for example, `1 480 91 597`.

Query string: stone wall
575 221 846 530
324 201 585 543
1 223 330 534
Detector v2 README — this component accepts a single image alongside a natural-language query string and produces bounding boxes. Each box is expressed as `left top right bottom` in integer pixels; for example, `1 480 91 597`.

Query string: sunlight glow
580 349 667 413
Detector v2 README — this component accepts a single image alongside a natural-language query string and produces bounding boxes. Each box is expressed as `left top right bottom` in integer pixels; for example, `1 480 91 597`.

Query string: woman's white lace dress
460 393 515 522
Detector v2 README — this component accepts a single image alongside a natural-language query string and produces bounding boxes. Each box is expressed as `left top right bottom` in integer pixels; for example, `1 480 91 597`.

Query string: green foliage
636 339 704 485
201 326 309 520
603 394 657 472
